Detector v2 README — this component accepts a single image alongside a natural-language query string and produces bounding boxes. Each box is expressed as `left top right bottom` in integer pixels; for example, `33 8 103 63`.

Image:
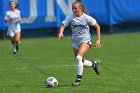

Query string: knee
76 55 83 64
14 38 20 43
76 55 82 60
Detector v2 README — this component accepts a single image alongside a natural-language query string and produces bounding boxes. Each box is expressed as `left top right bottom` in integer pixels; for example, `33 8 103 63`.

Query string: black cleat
13 52 16 55
92 61 100 75
72 80 81 86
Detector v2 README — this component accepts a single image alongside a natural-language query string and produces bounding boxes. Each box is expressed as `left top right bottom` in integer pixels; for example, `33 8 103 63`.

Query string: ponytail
80 3 88 15
16 3 19 9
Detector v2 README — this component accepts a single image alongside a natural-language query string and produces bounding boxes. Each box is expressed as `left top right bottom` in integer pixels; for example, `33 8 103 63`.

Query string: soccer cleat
92 61 100 75
13 52 16 55
72 80 81 86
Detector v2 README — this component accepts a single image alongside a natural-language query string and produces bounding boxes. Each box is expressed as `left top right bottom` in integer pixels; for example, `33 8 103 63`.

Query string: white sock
11 43 16 52
76 55 83 76
84 60 93 67
11 44 14 50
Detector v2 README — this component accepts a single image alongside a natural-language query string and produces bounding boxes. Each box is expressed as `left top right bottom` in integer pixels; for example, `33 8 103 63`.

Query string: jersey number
78 28 84 34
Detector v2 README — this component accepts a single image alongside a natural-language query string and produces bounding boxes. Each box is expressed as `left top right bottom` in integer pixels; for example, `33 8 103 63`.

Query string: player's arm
17 17 21 23
87 15 101 48
5 12 10 22
58 14 72 40
58 24 65 40
94 23 101 48
5 17 10 22
17 11 21 23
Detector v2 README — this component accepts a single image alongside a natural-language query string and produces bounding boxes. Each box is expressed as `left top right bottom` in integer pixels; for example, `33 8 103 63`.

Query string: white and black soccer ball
45 77 58 88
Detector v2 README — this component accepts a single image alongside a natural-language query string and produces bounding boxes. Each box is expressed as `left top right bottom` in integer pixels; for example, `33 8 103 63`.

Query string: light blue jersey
62 13 96 49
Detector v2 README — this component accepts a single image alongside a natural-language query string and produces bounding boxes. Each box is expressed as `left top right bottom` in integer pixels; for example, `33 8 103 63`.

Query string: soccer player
76 0 82 2
58 1 101 86
5 1 21 54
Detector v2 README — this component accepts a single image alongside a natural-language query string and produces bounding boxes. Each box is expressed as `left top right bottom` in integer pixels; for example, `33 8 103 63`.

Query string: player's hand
17 18 21 23
58 32 64 40
5 16 10 22
95 40 101 48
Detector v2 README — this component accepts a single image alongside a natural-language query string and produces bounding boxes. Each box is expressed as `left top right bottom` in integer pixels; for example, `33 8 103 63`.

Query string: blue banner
0 0 140 30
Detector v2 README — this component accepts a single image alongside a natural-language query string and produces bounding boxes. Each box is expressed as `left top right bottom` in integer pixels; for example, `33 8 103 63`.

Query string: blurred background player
76 0 82 2
5 1 21 54
58 1 101 86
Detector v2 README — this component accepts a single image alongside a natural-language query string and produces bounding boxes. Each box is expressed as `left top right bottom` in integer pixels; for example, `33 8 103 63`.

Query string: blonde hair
72 1 88 15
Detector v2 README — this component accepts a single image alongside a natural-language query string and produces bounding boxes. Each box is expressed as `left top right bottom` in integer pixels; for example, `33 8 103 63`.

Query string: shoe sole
13 52 16 55
93 62 100 75
72 83 80 86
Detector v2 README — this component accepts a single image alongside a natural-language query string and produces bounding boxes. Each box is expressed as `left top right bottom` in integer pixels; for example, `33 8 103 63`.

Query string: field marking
0 59 102 71
0 64 76 71
0 56 73 59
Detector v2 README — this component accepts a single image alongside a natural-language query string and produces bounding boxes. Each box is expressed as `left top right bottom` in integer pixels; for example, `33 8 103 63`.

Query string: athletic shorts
7 24 21 37
72 37 92 49
7 30 20 37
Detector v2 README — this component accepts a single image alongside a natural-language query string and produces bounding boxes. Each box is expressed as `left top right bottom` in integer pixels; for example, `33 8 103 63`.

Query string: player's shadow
14 84 44 88
58 84 72 88
7 83 72 88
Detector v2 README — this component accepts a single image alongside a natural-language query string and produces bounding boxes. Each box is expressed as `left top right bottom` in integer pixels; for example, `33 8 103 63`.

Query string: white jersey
62 13 97 49
63 13 96 39
5 9 21 36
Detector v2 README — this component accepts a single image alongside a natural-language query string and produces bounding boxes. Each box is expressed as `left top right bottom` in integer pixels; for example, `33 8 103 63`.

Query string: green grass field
0 33 140 93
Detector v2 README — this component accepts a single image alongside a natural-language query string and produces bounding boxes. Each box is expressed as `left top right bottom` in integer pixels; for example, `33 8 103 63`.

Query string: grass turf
0 33 140 93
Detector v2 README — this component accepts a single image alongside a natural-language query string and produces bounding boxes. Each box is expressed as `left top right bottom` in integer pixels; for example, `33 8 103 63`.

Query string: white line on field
0 65 76 71
0 60 102 71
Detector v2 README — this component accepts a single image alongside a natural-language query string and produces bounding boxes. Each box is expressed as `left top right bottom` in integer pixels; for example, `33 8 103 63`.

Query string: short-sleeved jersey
5 9 21 32
62 13 96 40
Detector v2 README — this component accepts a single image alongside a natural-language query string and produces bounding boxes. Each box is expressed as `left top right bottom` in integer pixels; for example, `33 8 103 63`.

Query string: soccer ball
45 77 58 88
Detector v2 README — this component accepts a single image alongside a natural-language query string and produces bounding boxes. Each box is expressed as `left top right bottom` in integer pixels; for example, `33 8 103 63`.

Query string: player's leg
84 59 100 75
14 31 21 52
10 36 15 44
73 48 83 86
74 49 87 64
83 60 93 66
10 36 16 54
7 31 17 54
82 45 100 75
81 42 100 75
73 48 78 57
74 43 100 76
72 42 90 86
